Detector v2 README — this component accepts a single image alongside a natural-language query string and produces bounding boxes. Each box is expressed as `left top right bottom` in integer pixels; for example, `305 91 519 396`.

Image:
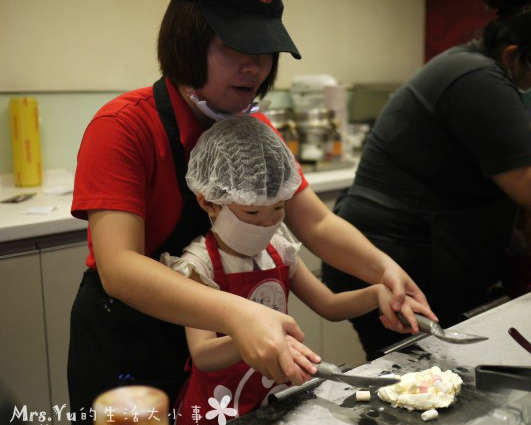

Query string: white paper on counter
21 205 58 215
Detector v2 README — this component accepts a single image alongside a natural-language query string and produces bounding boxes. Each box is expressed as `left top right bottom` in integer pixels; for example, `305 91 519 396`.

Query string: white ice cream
378 366 462 411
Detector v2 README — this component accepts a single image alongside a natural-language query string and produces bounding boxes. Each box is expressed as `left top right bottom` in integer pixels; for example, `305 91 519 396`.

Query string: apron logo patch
248 279 287 313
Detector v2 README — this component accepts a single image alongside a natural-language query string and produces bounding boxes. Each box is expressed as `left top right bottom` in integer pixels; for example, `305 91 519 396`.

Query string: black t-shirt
355 43 531 214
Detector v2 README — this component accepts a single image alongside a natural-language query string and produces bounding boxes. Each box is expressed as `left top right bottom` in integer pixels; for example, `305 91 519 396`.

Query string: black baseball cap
197 0 301 59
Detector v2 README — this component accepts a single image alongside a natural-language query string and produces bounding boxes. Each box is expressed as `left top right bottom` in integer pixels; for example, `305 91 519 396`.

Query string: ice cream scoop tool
268 364 352 403
313 361 400 388
397 313 488 344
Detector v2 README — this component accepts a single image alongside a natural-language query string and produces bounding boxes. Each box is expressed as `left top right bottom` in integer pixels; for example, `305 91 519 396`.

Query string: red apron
176 231 291 425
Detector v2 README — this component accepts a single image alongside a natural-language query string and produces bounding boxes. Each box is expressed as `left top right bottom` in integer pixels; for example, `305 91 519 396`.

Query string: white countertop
0 170 87 244
304 164 356 193
0 165 356 244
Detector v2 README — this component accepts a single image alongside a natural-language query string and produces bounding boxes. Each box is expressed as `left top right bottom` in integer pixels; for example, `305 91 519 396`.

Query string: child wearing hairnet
161 116 430 424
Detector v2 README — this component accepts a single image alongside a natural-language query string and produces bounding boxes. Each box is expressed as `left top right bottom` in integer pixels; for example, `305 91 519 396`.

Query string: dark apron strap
151 76 211 258
68 78 211 421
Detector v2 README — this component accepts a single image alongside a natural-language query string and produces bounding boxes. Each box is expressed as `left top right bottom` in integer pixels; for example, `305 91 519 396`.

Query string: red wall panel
425 0 496 62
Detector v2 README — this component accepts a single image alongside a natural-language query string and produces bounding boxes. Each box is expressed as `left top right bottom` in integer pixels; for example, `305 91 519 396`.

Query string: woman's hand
379 265 428 312
376 284 438 334
226 302 312 386
378 265 437 332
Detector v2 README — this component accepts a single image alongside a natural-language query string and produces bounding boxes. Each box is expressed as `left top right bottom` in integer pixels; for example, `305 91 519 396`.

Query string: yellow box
9 97 43 187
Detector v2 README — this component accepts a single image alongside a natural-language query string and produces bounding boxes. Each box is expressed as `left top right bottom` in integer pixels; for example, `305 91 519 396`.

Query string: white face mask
211 205 281 256
187 89 258 121
187 89 269 121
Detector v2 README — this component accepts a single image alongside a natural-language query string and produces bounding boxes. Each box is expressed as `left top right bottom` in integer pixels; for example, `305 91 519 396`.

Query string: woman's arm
493 165 531 246
183 271 255 372
89 209 308 385
183 270 320 374
284 188 436 330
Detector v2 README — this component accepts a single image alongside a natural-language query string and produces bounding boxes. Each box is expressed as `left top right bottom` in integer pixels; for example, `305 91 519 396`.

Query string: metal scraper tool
314 362 401 388
398 313 488 344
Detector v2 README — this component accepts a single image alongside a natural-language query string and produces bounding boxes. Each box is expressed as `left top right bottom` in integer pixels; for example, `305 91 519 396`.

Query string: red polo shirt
72 78 308 269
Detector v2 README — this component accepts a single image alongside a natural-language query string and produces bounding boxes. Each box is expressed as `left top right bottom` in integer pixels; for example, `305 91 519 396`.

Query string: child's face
226 201 285 227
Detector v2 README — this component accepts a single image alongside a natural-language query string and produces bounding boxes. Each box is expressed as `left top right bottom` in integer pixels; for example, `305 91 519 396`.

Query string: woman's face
194 36 273 114
504 46 531 92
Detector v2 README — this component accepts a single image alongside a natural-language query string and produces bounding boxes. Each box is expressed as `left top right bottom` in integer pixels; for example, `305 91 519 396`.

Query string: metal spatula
313 362 401 388
398 313 488 344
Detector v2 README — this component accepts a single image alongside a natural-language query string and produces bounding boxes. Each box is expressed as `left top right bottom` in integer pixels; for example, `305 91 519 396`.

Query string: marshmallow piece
356 391 371 401
421 409 438 421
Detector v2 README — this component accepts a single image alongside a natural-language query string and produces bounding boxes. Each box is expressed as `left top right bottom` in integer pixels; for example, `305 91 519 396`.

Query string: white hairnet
186 116 302 206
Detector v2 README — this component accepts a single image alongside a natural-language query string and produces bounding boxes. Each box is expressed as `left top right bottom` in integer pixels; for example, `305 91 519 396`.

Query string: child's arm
186 271 320 376
187 327 320 377
291 258 433 324
290 258 380 321
186 327 240 371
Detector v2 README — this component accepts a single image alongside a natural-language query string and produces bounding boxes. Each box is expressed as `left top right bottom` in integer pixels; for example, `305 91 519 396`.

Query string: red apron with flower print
176 231 291 425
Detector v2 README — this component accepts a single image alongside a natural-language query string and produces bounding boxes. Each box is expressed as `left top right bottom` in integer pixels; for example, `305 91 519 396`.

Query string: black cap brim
200 3 301 59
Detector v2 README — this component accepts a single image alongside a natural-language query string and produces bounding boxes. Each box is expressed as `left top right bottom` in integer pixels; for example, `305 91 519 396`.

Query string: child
161 116 430 424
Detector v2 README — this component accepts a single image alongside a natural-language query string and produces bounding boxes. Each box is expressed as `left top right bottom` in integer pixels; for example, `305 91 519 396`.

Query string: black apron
322 185 517 360
341 44 519 325
322 45 520 358
428 196 517 324
347 183 517 323
68 77 211 421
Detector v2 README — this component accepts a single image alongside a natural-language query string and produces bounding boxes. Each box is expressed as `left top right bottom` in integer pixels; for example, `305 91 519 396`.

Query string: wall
0 92 120 175
0 0 168 92
281 0 425 88
0 0 425 91
0 0 425 174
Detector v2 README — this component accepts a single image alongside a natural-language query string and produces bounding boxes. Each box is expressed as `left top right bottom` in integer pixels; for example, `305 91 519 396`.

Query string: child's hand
285 335 321 383
376 285 439 334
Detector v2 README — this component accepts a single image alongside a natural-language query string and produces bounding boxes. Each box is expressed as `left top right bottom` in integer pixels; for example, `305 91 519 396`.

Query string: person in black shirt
322 0 531 360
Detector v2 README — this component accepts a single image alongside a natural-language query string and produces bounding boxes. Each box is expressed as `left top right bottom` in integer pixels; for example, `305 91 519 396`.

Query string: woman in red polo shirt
69 0 435 422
